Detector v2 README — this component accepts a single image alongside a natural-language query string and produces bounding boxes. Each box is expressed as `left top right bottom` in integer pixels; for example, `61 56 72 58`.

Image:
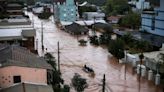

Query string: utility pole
93 16 96 36
102 74 106 92
32 15 34 28
57 41 60 72
124 50 127 80
41 22 44 51
52 0 55 22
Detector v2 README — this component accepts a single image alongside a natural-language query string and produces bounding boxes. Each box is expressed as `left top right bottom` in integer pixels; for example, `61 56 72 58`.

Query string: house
0 1 36 52
54 0 78 22
92 22 113 33
141 0 164 36
6 3 24 17
64 22 89 35
0 44 53 89
0 28 36 52
107 16 122 24
82 12 105 20
0 83 53 92
128 0 150 10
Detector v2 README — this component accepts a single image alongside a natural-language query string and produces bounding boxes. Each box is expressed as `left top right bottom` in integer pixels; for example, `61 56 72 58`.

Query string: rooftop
0 44 52 70
0 29 22 38
0 82 53 92
113 30 164 47
65 22 89 34
61 20 107 26
0 28 35 41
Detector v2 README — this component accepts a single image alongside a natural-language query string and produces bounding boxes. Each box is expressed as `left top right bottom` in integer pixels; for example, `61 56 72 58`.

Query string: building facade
54 0 78 22
0 44 52 89
0 66 47 88
141 0 164 36
6 3 24 17
82 12 105 20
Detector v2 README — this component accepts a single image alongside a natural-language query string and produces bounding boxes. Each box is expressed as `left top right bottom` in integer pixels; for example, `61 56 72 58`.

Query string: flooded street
27 12 162 92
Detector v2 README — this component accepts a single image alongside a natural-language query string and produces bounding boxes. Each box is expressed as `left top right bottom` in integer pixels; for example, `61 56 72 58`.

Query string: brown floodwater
27 12 163 92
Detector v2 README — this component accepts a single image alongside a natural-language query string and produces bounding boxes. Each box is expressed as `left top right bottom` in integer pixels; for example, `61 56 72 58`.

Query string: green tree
62 85 70 92
118 12 141 29
89 35 99 45
108 38 125 61
72 73 88 92
78 6 97 18
99 32 111 45
44 53 64 92
45 53 56 69
135 40 153 52
103 0 130 15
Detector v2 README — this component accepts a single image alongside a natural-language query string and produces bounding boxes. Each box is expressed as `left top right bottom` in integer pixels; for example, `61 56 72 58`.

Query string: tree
89 35 99 45
44 53 64 92
103 0 130 15
118 12 141 29
71 73 88 92
38 12 52 19
99 32 111 45
45 53 56 69
78 6 97 18
135 40 153 52
62 85 70 92
78 39 87 46
108 38 125 61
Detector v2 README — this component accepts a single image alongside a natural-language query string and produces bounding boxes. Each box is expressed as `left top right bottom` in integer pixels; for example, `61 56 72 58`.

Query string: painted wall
141 0 164 36
55 0 77 22
0 66 47 88
136 0 150 9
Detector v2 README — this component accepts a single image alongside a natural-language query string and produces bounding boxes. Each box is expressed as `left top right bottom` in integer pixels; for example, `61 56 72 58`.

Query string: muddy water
27 12 162 92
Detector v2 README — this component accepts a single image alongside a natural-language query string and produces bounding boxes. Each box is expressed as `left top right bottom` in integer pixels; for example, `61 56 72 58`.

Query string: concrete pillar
155 73 160 85
137 64 140 74
141 65 146 77
132 58 136 67
137 64 146 77
148 70 153 81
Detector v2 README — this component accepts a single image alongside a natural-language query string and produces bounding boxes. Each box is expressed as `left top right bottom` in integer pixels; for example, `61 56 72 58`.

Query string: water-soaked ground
27 12 163 92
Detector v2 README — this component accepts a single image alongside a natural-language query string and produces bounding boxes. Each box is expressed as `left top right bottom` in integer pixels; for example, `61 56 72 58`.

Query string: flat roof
0 29 22 37
61 20 107 26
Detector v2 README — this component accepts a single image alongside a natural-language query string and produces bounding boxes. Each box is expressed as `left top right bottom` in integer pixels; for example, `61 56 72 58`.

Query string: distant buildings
107 16 122 24
6 3 24 17
141 0 164 36
54 0 78 22
128 0 150 10
82 12 105 20
0 44 53 89
0 1 36 52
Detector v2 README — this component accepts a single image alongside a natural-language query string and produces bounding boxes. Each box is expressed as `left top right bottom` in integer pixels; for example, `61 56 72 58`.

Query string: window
13 76 21 83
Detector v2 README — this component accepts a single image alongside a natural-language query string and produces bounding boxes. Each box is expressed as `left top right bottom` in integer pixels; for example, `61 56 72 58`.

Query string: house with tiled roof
0 44 53 89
